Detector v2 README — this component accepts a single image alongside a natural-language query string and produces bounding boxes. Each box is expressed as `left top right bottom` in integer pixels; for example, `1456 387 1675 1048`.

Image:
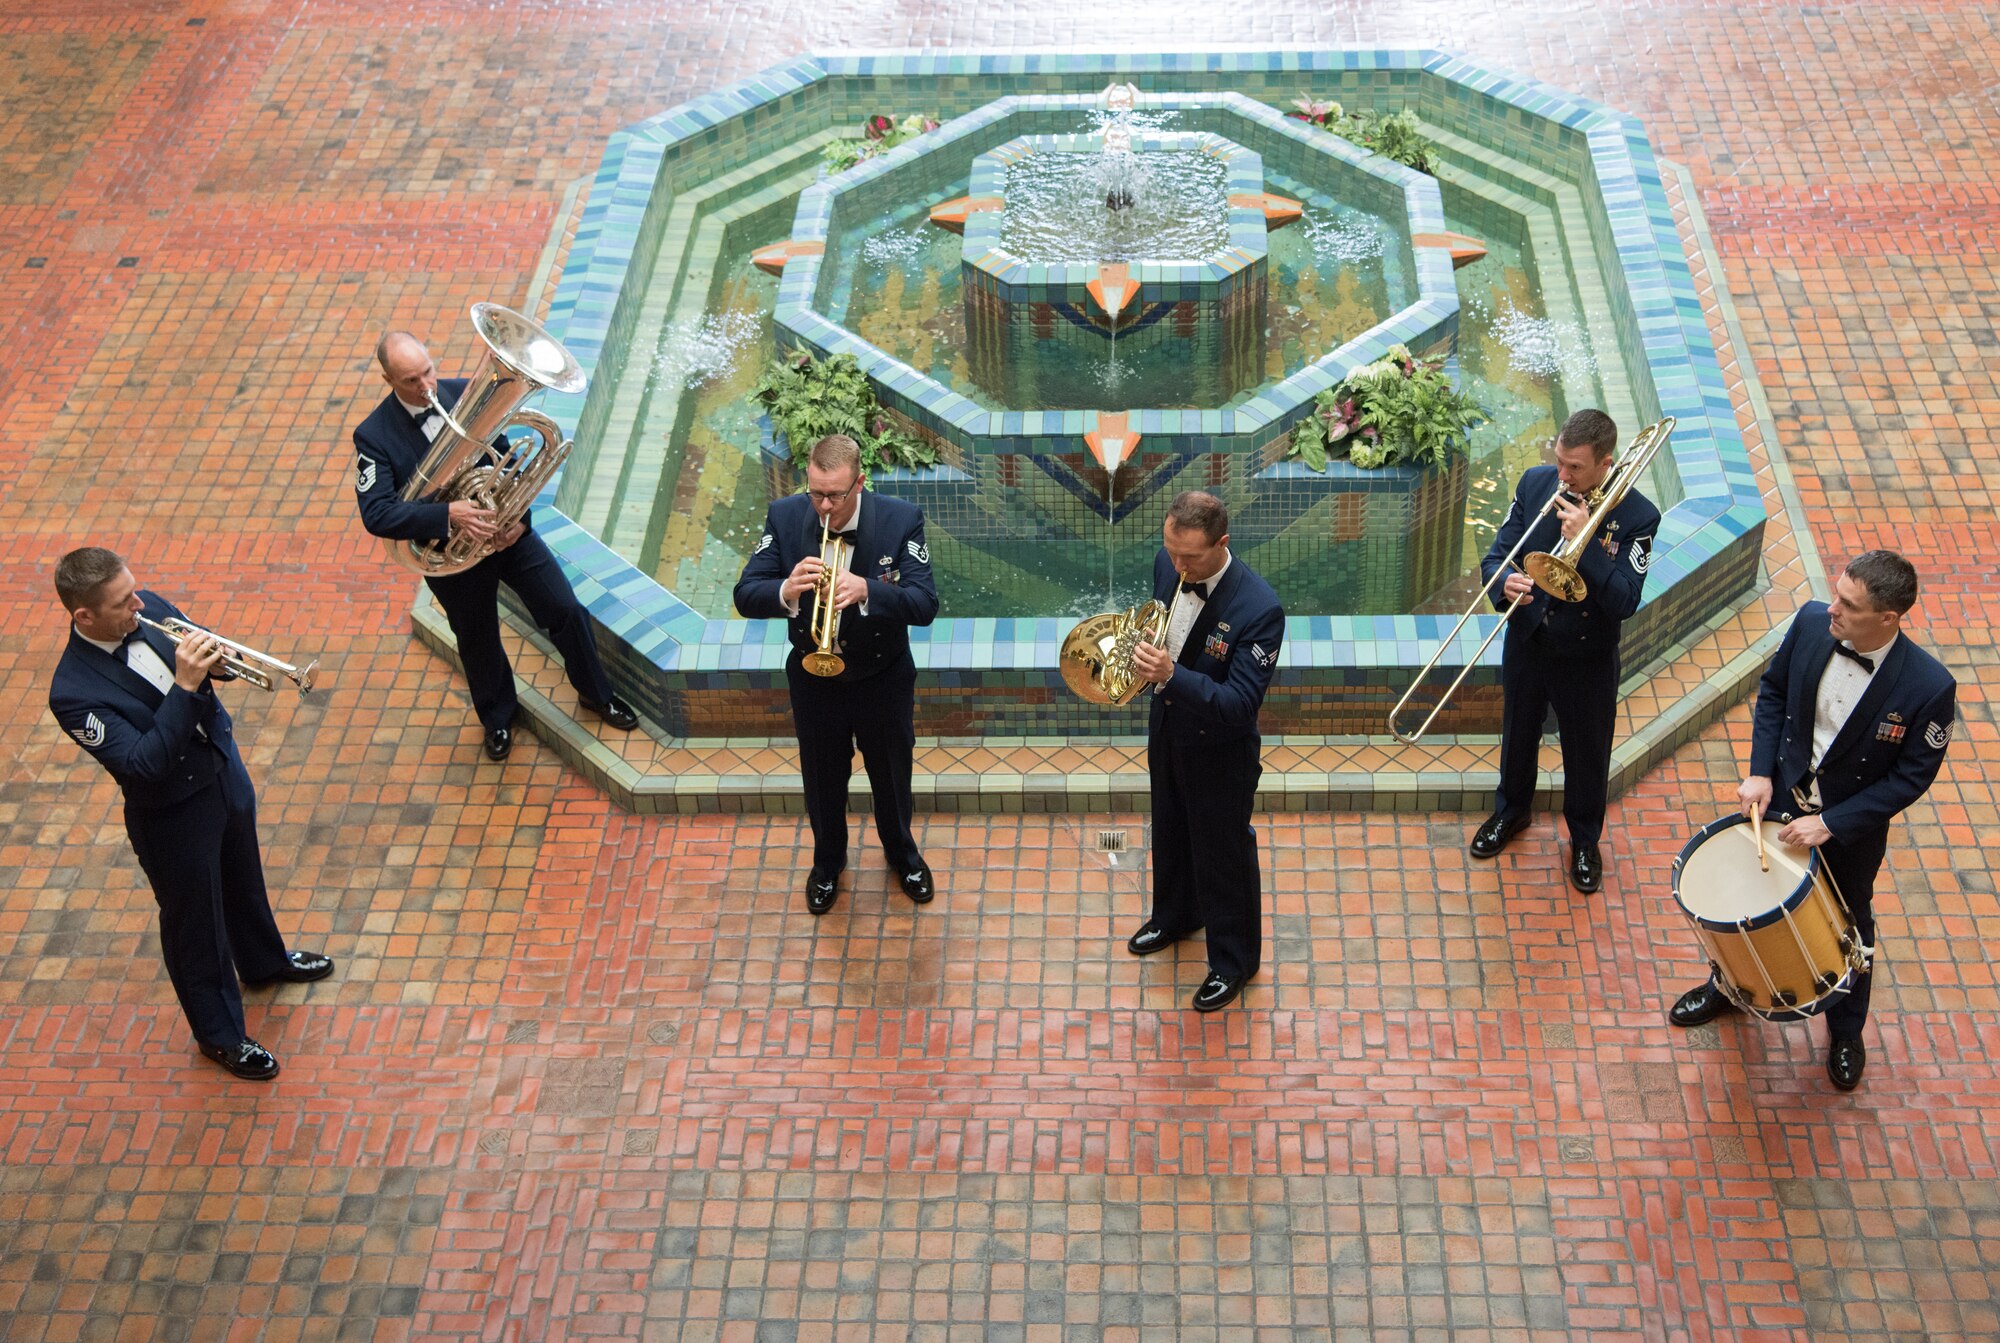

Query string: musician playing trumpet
733 434 939 916
1467 409 1660 894
46 546 333 1081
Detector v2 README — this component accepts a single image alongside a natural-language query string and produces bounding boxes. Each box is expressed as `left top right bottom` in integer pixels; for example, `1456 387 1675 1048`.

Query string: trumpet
137 615 320 697
1387 416 1674 744
802 515 848 678
1058 574 1186 706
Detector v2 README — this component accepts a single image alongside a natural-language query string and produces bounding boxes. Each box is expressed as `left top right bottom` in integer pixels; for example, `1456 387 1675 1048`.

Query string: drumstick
1750 801 1769 872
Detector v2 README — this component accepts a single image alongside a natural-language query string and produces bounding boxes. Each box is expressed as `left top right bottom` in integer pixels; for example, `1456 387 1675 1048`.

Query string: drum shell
1671 813 1859 1021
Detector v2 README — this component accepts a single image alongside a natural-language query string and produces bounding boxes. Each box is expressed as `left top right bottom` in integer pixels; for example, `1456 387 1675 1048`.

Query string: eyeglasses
807 480 861 505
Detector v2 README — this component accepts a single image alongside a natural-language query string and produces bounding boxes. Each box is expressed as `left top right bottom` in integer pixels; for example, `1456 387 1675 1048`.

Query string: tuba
1059 582 1186 706
1386 416 1675 743
384 303 588 578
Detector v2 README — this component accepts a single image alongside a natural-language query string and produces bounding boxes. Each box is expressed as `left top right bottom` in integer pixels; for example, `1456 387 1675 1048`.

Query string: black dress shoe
581 696 640 731
1191 971 1250 1013
900 864 934 904
198 1039 280 1081
1468 812 1529 859
1668 978 1738 1027
1568 841 1603 894
483 726 512 761
805 868 840 915
1827 1038 1866 1091
1125 921 1183 956
245 950 335 986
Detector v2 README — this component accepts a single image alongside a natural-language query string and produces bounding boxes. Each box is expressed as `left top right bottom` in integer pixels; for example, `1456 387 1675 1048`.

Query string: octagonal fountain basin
502 50 1763 745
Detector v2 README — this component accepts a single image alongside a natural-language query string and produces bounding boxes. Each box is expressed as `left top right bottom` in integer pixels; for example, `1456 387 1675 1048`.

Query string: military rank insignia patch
355 455 377 493
753 533 774 554
1924 721 1951 749
906 539 929 564
70 713 106 748
1630 539 1652 574
1251 641 1278 668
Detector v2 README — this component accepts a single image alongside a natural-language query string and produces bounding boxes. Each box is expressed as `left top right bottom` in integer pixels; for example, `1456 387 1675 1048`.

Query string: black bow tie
411 406 438 425
830 528 858 543
1831 643 1875 672
1179 579 1209 600
117 626 146 661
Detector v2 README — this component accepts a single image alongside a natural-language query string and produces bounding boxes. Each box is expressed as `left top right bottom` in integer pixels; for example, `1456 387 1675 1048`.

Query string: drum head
1673 814 1815 925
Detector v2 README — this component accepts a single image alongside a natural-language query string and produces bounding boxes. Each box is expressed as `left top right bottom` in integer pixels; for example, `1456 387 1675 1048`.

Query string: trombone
137 615 320 697
802 515 849 678
1387 416 1674 744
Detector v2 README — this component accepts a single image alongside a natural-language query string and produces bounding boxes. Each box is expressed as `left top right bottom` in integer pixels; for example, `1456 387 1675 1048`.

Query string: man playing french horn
352 327 638 761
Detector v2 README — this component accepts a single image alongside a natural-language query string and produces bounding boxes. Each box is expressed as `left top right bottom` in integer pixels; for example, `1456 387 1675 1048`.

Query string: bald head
376 330 437 407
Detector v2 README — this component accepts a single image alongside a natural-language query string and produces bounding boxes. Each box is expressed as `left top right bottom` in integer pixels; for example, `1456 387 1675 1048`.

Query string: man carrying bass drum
1668 550 1957 1091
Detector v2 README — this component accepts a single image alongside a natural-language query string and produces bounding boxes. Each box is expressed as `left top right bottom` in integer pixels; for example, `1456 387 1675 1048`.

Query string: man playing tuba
351 329 637 760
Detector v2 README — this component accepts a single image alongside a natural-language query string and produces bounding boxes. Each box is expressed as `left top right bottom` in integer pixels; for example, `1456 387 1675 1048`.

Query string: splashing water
1486 304 1599 380
654 312 763 392
861 227 930 267
1302 210 1387 265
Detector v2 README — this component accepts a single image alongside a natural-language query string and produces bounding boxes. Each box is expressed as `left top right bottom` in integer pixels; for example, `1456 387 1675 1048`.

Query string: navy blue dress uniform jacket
1480 463 1660 654
1144 547 1284 983
1751 601 1956 841
353 377 484 542
351 378 615 732
49 592 241 809
732 491 939 678
1147 549 1285 739
48 590 291 1047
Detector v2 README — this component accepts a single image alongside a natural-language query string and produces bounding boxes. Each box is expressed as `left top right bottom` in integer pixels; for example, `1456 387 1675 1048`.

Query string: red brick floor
2 3 1997 1341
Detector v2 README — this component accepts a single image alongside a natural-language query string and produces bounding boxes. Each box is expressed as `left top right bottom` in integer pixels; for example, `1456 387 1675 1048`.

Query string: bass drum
1670 813 1865 1021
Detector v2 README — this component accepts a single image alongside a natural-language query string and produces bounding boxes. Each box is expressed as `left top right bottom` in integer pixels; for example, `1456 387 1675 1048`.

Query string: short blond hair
809 434 863 477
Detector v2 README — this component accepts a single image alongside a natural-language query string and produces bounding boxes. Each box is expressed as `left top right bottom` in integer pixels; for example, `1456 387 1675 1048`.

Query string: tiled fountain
411 50 1773 811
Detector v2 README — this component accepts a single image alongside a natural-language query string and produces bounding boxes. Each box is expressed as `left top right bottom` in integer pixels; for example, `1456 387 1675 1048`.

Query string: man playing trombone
46 547 333 1081
733 434 939 916
1468 409 1659 894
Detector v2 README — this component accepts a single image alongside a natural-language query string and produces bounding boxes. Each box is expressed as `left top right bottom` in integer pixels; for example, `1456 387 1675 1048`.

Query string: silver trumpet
137 615 319 697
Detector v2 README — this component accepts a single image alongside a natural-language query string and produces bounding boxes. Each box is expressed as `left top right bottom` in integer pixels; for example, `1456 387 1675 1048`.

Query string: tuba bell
384 303 588 578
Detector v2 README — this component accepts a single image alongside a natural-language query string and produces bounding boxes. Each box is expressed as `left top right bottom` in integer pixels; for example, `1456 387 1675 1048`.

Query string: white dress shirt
1164 550 1231 662
81 628 175 695
1806 633 1895 804
398 395 445 443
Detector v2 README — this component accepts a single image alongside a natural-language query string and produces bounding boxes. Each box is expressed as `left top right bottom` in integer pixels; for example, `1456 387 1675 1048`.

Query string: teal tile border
498 48 1762 739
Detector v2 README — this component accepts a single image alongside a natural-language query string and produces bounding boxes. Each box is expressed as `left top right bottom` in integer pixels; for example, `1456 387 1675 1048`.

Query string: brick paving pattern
1 2 1996 1341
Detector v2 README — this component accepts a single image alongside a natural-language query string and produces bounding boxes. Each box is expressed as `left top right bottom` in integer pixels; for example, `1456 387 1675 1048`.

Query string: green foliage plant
1287 344 1484 472
822 112 942 174
753 349 940 475
1285 97 1436 175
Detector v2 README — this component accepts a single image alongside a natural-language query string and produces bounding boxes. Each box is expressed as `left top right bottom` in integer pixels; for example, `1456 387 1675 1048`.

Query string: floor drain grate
1096 829 1128 853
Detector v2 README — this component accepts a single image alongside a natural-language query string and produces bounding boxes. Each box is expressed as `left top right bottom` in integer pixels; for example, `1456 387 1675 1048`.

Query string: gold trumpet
802 515 848 678
1387 416 1674 744
1058 575 1186 706
137 615 320 697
